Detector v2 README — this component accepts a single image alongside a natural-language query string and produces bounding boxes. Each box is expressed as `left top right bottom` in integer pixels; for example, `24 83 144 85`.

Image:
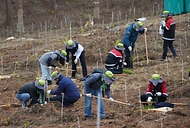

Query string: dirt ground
0 0 190 128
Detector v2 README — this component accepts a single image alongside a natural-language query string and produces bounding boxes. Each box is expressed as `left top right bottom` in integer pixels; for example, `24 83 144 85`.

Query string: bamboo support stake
66 64 69 77
144 31 149 66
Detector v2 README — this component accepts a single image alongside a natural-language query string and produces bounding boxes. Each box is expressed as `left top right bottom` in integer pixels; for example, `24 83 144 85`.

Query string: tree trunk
5 0 11 26
18 0 24 34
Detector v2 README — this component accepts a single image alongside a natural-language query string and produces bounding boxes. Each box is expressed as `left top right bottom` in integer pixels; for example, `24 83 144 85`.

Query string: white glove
128 46 132 52
40 104 44 106
74 58 78 64
147 97 152 102
66 62 69 65
155 92 162 96
161 20 165 27
48 66 52 69
109 97 114 101
55 66 59 69
47 90 51 94
123 62 127 66
44 101 47 104
86 93 92 97
144 27 147 32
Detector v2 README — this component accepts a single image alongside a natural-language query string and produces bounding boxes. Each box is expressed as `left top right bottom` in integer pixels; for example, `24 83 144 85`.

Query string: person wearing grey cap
38 50 67 85
16 79 47 107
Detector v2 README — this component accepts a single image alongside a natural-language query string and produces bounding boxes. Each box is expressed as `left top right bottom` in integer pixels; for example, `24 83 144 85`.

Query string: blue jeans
161 40 177 59
40 63 52 81
84 85 106 117
16 93 30 107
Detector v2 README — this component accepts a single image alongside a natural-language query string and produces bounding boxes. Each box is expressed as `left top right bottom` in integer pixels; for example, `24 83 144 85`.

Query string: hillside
0 0 190 128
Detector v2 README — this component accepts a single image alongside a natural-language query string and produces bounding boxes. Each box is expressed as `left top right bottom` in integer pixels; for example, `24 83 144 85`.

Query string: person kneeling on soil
140 74 168 105
47 71 80 107
84 70 115 120
105 42 125 74
16 79 47 107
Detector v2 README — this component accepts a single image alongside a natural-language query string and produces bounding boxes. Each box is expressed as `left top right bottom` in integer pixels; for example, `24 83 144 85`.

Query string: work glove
55 66 59 69
47 66 52 69
86 93 92 97
109 97 114 102
66 62 69 65
40 104 44 106
128 46 132 52
147 97 152 102
74 58 78 64
47 90 51 94
155 92 162 97
161 20 165 27
144 27 147 32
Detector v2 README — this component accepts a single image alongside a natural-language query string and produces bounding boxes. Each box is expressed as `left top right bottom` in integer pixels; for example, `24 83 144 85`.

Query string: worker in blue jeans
84 71 115 120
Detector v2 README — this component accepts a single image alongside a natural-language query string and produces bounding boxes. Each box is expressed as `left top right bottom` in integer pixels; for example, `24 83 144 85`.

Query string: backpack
91 68 106 74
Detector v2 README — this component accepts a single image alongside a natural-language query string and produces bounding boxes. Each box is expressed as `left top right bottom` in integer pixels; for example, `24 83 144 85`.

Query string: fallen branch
0 103 21 107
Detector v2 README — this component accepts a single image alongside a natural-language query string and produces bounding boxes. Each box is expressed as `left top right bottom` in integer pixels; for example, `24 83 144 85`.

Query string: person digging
16 79 47 107
38 50 67 85
84 70 115 120
47 71 80 107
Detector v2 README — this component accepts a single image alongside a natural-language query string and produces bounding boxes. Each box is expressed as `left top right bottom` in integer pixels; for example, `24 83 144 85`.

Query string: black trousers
50 94 80 107
140 94 167 104
124 45 134 68
71 51 87 78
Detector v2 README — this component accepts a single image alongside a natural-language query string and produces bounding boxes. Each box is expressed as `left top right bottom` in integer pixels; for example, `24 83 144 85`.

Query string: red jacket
146 80 167 96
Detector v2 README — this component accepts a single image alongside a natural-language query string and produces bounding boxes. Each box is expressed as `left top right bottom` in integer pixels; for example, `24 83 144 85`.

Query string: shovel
83 94 135 107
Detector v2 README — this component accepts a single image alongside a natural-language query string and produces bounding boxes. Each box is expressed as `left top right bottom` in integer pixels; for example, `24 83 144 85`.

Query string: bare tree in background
51 0 57 17
18 0 24 34
5 0 11 26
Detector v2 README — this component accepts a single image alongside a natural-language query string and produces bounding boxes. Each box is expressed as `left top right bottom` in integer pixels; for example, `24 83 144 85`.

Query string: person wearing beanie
38 50 67 85
16 79 47 107
122 21 147 68
105 42 125 74
140 74 168 105
84 70 115 120
47 71 80 107
65 39 88 81
159 11 177 61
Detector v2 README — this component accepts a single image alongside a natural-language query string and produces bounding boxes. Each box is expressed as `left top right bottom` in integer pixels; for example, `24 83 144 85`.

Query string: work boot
47 80 52 85
159 58 165 61
85 116 91 121
173 56 178 61
100 115 108 119
80 77 86 81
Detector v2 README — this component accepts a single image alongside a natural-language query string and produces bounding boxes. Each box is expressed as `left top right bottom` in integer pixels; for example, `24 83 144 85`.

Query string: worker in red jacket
140 74 168 104
105 43 125 74
159 11 177 61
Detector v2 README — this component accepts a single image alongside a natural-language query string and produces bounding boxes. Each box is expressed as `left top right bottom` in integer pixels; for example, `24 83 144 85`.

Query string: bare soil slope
0 0 190 128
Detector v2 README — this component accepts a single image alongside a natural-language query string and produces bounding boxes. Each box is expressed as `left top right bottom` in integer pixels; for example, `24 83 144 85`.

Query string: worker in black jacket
16 79 47 107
